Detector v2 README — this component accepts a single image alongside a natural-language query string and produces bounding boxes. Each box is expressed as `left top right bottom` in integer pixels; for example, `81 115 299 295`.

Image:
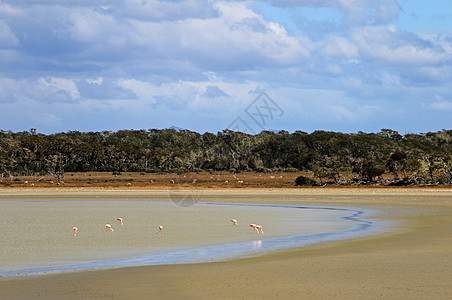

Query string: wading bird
231 219 238 225
105 224 114 231
117 217 123 225
249 224 263 234
255 224 263 234
72 226 78 236
157 225 163 234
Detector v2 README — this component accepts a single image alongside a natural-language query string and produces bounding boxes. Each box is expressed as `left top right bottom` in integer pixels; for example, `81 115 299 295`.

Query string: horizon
1 1 451 134
1 126 450 136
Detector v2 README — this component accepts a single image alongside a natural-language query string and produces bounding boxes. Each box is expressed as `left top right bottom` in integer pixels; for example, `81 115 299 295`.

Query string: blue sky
0 0 451 134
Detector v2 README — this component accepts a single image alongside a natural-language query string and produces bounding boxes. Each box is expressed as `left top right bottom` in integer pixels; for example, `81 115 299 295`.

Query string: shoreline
2 185 452 192
2 187 452 208
0 189 451 299
2 185 452 191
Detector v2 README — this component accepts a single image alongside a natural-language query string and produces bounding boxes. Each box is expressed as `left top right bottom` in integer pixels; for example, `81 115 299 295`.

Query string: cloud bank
0 0 451 133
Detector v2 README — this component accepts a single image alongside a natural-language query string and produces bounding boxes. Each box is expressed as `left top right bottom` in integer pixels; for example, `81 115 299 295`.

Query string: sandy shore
0 189 451 299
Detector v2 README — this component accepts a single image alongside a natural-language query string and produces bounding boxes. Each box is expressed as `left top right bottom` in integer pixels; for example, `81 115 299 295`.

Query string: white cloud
116 77 267 113
86 77 103 85
0 77 80 104
351 26 452 66
61 2 310 70
68 9 119 43
38 77 80 100
117 79 160 104
202 85 229 98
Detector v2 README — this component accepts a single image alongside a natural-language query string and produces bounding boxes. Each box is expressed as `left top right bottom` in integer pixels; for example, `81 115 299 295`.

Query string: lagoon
0 197 372 276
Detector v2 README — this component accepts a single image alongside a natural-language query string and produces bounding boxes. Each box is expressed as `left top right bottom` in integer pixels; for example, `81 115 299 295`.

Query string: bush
295 175 316 186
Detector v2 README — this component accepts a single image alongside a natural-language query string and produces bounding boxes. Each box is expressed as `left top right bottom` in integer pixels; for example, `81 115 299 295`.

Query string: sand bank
0 189 451 299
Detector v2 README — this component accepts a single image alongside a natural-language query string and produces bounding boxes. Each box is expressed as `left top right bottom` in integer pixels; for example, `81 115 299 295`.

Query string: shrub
295 175 316 186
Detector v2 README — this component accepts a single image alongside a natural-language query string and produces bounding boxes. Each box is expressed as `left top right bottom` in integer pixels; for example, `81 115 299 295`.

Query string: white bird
231 219 238 225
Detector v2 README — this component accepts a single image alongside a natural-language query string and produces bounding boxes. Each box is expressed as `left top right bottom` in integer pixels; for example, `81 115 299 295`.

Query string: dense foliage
1 128 451 185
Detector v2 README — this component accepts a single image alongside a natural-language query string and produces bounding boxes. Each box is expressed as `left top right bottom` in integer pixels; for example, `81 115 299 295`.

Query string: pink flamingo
105 224 114 231
157 225 163 234
255 224 263 234
117 218 123 225
231 219 238 225
72 226 78 236
249 224 263 234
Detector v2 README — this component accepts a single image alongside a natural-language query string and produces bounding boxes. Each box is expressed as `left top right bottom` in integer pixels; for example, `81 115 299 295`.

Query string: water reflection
252 240 262 250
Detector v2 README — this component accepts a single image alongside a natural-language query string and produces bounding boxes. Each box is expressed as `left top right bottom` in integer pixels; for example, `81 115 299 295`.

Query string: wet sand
0 189 451 299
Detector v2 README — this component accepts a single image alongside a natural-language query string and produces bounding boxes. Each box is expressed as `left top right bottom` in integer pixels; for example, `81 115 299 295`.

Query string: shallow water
0 200 368 276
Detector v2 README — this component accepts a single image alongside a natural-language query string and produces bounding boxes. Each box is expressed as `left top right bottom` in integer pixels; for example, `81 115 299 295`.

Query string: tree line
1 128 451 186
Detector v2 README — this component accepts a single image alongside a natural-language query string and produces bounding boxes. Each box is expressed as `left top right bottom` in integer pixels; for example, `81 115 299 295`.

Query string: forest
1 128 451 186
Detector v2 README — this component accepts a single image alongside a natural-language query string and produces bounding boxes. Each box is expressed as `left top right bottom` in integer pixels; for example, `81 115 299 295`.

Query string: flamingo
249 224 263 234
255 225 263 234
231 219 238 225
157 225 163 234
117 217 123 225
72 226 78 236
105 224 114 231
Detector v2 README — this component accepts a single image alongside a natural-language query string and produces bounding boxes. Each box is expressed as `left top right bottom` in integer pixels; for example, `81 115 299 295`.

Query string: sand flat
0 188 451 299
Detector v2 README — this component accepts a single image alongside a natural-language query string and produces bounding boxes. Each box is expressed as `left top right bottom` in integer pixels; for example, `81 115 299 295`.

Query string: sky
0 0 451 135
